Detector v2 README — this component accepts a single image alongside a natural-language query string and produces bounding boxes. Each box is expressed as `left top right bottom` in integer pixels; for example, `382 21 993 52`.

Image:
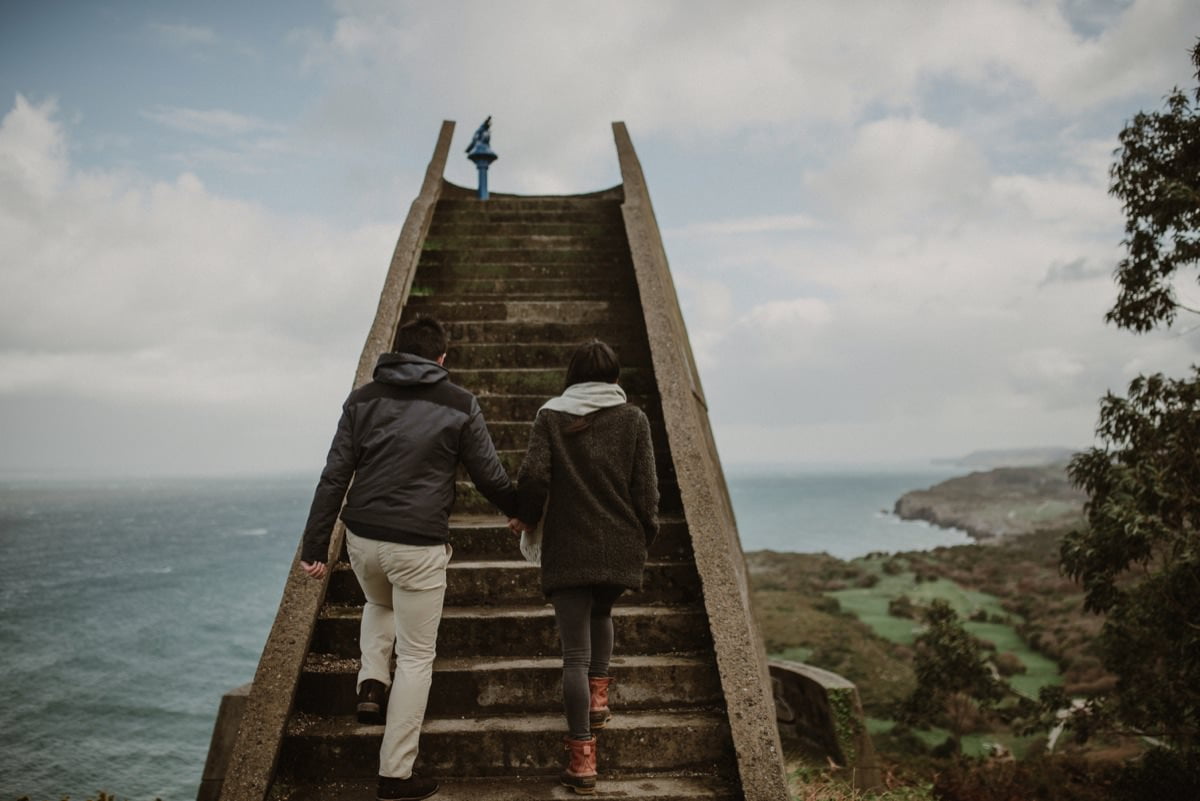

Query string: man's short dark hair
564 339 620 389
393 316 448 361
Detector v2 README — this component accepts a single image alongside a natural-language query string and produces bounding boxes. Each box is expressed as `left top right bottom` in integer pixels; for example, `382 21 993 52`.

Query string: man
300 315 519 801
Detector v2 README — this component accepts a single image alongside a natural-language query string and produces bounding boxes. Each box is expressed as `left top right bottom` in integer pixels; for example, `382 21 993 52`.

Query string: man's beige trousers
346 530 452 779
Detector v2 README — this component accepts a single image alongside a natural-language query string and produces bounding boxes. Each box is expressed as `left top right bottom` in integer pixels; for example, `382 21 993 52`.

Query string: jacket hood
374 352 448 386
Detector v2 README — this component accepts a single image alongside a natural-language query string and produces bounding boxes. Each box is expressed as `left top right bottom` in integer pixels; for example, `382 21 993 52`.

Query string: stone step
414 293 628 304
276 710 735 780
450 478 681 517
404 299 636 324
270 774 737 801
441 319 645 346
311 604 712 660
413 277 626 299
446 367 656 396
295 653 723 718
413 261 627 281
427 221 626 237
449 446 675 485
334 515 691 563
474 415 666 450
475 393 662 423
447 340 651 371
325 559 701 607
436 197 622 214
418 249 631 267
423 234 625 251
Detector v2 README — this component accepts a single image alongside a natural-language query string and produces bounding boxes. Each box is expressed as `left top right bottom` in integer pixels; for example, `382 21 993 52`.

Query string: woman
514 339 659 795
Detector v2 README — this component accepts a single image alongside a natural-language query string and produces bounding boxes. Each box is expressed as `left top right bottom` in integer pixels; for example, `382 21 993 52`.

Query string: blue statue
465 116 497 199
466 116 494 157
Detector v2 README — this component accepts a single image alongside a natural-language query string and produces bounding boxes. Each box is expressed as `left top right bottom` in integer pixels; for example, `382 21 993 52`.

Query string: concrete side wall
769 660 882 792
212 121 456 801
612 121 789 801
197 684 250 801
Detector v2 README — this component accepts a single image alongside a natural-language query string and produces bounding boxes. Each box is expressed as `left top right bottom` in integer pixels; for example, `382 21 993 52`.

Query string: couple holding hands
299 315 659 801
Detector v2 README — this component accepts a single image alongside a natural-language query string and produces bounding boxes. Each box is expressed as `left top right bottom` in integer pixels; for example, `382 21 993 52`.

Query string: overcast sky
1 0 1197 476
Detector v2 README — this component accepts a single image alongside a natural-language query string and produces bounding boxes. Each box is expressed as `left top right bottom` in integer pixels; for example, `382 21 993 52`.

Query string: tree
903 599 1007 753
1106 41 1200 332
1060 40 1200 756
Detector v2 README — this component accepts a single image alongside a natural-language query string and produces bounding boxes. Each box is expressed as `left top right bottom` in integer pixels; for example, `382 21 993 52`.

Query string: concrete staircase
266 193 740 800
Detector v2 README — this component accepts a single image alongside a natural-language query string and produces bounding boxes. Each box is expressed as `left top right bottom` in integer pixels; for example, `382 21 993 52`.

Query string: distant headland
896 448 1087 541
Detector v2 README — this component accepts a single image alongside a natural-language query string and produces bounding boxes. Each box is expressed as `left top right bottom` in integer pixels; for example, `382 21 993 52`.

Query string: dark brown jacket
517 403 658 595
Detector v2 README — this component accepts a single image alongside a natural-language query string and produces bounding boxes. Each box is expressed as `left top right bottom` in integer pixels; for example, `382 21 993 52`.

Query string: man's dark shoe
357 679 387 725
377 774 438 801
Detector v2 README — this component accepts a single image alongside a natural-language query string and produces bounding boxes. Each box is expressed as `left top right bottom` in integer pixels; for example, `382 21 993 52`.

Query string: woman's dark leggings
549 584 625 739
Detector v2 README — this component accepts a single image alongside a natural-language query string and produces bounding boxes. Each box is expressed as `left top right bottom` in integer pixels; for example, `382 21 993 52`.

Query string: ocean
0 466 969 800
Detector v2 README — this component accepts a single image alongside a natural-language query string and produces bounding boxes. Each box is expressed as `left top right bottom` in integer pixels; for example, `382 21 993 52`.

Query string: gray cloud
1040 257 1110 286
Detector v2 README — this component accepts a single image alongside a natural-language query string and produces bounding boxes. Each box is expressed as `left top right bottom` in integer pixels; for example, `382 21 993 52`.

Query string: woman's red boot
560 735 597 794
588 676 613 729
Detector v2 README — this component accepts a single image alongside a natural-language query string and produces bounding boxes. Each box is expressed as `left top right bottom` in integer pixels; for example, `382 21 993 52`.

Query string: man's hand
508 517 531 533
300 560 327 579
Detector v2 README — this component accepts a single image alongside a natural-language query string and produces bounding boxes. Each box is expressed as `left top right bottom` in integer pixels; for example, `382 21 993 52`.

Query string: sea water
0 467 970 800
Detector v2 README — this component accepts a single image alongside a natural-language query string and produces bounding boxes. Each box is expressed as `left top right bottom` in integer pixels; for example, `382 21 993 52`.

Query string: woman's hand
508 517 531 533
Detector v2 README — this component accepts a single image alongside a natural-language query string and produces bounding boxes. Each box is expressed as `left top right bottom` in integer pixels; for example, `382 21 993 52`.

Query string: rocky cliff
894 462 1086 541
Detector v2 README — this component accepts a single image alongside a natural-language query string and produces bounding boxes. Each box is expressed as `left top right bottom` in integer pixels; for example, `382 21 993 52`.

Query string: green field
829 561 1062 698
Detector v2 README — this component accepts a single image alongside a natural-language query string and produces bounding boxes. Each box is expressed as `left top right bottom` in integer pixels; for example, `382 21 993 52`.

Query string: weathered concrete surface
295 654 724 717
310 603 712 659
271 775 737 801
197 683 250 801
613 121 790 801
214 121 456 801
278 710 734 779
769 659 882 792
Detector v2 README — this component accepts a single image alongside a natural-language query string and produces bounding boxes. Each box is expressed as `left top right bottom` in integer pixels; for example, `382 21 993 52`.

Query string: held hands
300 560 327 579
507 517 532 534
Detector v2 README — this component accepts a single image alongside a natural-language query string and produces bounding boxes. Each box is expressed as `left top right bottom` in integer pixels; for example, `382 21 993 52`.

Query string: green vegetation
1054 38 1200 770
901 600 1007 754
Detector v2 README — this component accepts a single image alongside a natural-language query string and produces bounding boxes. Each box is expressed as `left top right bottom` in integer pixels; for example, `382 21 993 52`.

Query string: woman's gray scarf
539 381 627 416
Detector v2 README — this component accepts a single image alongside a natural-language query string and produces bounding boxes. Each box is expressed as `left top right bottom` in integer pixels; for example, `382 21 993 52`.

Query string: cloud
1040 257 1110 286
0 95 396 471
805 116 992 235
148 22 218 48
141 106 283 137
668 214 821 238
0 95 66 205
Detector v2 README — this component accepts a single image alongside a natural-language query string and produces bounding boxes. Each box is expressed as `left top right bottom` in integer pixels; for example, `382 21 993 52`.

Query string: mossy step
442 366 655 396
276 710 735 779
403 299 636 324
422 234 625 251
418 248 631 266
295 653 723 718
450 477 682 517
430 209 623 224
413 277 627 298
325 558 701 607
451 446 675 485
439 319 646 346
436 197 621 212
311 604 713 659
333 516 692 564
411 261 627 280
271 772 737 801
474 392 661 422
477 416 666 449
427 221 626 237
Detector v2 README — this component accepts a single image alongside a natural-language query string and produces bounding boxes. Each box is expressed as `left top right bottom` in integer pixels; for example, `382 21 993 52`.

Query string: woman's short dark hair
564 339 620 389
393 316 447 361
